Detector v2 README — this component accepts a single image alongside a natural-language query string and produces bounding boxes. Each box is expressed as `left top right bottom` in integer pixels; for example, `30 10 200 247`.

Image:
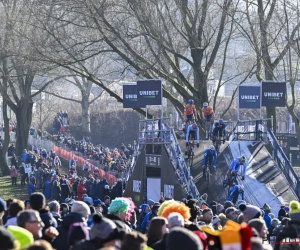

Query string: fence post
271 115 274 131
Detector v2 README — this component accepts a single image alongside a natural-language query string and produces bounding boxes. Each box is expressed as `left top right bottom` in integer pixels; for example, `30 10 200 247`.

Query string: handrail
267 129 300 199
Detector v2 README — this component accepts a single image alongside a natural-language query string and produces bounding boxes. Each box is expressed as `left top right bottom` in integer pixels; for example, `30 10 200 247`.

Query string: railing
161 119 201 200
227 119 272 143
138 118 171 144
267 129 300 199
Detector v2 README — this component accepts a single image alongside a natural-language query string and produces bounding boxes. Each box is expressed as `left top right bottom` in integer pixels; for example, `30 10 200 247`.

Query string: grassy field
0 175 28 201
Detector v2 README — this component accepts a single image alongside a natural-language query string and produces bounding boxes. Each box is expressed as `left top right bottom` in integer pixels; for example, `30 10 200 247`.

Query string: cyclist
185 122 200 155
183 99 197 133
223 156 247 184
202 145 217 177
69 157 76 170
201 102 215 139
228 185 245 204
212 119 226 144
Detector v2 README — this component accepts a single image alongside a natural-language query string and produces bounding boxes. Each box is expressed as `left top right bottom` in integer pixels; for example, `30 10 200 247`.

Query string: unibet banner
123 85 141 108
137 79 162 106
238 85 261 109
262 81 286 107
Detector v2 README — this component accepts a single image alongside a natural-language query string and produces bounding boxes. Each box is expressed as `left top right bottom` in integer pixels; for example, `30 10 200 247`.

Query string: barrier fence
27 135 118 186
267 129 300 199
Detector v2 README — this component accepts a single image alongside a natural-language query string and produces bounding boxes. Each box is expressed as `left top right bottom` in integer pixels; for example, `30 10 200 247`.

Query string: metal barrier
227 119 272 142
267 129 300 199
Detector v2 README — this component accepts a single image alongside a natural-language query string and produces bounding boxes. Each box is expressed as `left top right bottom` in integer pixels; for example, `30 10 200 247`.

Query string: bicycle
205 118 214 140
203 164 214 189
213 135 223 155
186 141 195 168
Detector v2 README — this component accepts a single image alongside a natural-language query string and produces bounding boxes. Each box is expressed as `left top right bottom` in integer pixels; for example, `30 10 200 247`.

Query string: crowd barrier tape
53 145 118 186
26 135 117 186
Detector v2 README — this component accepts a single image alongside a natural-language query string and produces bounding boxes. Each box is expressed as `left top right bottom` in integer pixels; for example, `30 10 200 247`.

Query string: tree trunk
81 95 91 139
0 100 11 175
15 100 33 156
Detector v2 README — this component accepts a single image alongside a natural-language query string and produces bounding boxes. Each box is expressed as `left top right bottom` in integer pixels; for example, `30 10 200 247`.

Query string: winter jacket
152 233 168 250
52 212 85 250
39 208 58 232
264 212 272 232
51 185 61 201
61 183 71 199
77 183 86 201
10 168 18 177
106 213 132 236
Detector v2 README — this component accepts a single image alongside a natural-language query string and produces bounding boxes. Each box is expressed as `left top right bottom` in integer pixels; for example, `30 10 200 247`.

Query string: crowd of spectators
0 190 298 250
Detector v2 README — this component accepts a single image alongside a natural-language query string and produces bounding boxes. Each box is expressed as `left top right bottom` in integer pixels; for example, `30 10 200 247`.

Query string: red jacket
10 168 18 177
77 183 86 201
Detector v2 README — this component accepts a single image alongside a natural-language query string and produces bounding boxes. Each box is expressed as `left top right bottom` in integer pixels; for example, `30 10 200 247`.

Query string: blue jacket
21 152 28 163
264 212 272 231
212 123 226 137
141 211 156 231
186 124 200 143
228 185 244 201
229 157 247 175
202 149 217 166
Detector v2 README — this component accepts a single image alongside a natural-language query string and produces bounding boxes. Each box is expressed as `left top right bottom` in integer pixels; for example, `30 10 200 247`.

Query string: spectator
262 203 272 233
77 179 87 201
0 226 19 250
72 214 122 250
198 208 214 228
7 225 34 250
48 200 61 225
225 207 238 222
278 205 288 221
51 180 61 202
2 198 13 225
138 204 150 231
122 231 148 250
52 204 87 250
141 203 160 233
67 222 90 249
167 227 203 250
101 195 110 216
17 210 44 239
29 192 57 232
5 199 25 226
26 240 53 250
10 166 18 186
19 162 26 185
106 198 132 234
60 180 71 203
147 217 168 248
248 218 269 245
238 203 261 223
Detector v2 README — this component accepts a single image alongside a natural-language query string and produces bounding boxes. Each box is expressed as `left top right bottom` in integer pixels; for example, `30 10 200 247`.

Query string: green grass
0 176 28 201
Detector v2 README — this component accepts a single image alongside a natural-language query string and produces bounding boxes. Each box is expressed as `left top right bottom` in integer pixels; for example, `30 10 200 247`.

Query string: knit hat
68 222 90 248
93 198 102 207
262 203 271 213
0 197 6 213
289 201 300 222
0 226 16 250
236 200 246 209
7 226 34 250
147 199 155 206
83 196 93 206
239 204 261 223
224 200 234 210
108 198 129 214
71 201 91 219
168 227 203 250
90 214 120 241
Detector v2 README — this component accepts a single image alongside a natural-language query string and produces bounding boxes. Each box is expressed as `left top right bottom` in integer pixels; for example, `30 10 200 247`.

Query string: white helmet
209 145 215 150
203 102 208 107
